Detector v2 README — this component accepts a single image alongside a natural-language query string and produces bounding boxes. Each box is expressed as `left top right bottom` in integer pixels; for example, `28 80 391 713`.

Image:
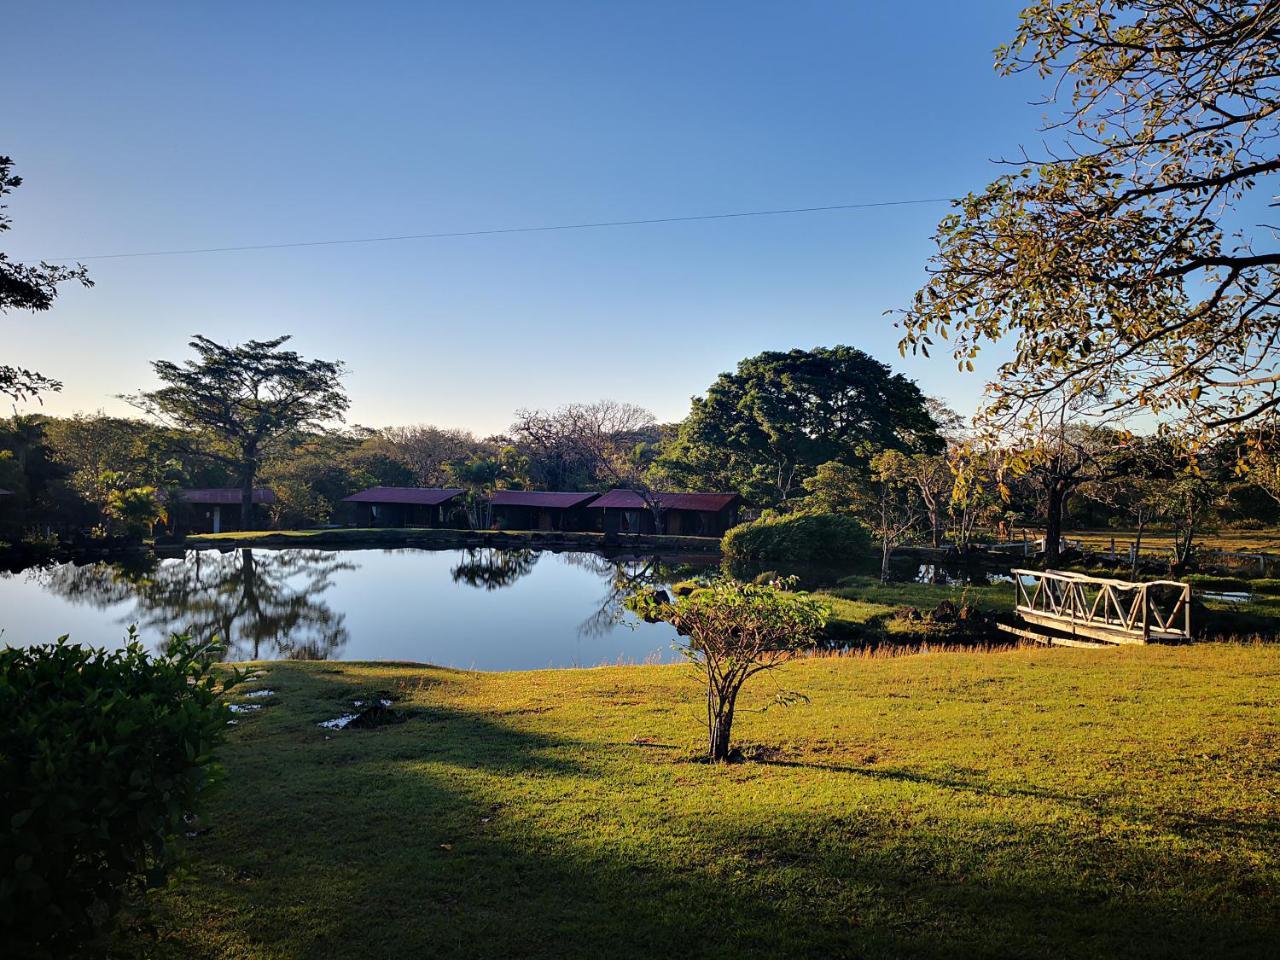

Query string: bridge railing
1011 569 1192 644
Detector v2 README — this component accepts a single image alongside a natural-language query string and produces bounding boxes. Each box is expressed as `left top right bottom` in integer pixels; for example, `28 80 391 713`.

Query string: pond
0 547 716 670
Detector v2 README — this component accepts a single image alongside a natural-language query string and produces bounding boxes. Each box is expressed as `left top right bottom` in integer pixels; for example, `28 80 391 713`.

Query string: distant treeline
2 345 1279 568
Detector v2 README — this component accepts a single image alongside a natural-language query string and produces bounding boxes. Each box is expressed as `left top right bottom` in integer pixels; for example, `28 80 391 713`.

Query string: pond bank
166 527 723 555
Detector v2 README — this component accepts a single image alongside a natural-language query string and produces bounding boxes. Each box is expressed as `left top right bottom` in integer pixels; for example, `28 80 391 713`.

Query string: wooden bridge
1001 569 1193 647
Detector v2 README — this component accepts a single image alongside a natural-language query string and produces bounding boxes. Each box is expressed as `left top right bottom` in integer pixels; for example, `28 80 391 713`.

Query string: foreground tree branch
0 156 93 401
898 0 1280 443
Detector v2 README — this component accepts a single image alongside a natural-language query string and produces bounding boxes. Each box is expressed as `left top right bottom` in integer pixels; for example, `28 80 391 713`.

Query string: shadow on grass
125 667 1278 960
757 757 1280 845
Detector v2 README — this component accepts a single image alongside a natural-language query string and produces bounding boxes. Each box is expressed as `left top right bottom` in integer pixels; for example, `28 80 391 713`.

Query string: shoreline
164 527 726 555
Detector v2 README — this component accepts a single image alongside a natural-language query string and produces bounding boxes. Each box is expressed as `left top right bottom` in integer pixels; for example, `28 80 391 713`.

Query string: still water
0 548 714 670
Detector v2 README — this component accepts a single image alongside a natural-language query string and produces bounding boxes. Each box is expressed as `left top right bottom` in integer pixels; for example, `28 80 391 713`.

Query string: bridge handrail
1009 568 1192 642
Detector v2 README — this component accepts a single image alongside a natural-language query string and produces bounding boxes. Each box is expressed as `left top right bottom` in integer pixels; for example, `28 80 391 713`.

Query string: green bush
0 633 238 954
722 512 873 579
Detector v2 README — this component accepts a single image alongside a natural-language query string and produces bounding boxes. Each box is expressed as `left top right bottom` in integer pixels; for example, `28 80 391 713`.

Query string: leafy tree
259 429 414 528
1146 440 1228 573
0 414 81 529
946 445 1006 554
447 446 530 528
627 579 828 762
800 461 864 514
997 394 1129 562
862 451 924 582
128 336 348 530
900 453 954 549
663 346 941 508
0 156 92 401
41 414 204 529
102 482 164 541
1082 435 1169 574
899 1 1280 441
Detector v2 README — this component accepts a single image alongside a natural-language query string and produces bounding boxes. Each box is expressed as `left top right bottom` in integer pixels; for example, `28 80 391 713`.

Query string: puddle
319 698 403 730
1203 591 1252 603
319 713 359 730
243 689 276 698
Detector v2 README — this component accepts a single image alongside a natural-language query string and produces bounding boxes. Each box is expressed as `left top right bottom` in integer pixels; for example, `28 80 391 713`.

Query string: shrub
0 633 238 953
722 512 873 578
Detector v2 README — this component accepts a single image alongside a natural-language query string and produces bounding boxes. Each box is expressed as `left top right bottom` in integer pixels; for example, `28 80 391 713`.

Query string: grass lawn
816 576 1017 644
121 646 1280 959
1063 529 1280 554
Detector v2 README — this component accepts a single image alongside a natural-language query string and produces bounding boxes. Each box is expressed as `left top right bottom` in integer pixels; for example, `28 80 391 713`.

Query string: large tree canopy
662 346 942 507
129 335 348 528
0 156 92 400
899 1 1280 441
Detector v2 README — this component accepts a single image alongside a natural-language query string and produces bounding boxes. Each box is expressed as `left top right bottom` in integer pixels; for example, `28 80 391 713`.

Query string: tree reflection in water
450 548 539 590
560 553 709 639
38 548 354 660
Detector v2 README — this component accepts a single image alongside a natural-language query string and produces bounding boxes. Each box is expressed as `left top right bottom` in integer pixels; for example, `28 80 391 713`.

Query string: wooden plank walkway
1010 569 1192 646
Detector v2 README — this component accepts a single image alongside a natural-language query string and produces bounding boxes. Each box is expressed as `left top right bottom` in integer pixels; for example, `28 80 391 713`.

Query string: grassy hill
121 645 1280 959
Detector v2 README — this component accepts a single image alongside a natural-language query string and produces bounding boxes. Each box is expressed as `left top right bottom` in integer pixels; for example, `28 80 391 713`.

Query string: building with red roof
589 490 743 537
170 487 277 534
341 487 466 528
489 490 599 531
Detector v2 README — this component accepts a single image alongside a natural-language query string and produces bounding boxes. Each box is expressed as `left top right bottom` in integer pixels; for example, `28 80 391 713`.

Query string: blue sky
5 1 1040 435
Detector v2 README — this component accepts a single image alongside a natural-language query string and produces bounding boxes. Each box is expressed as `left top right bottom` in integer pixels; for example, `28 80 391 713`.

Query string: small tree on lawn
627 579 828 762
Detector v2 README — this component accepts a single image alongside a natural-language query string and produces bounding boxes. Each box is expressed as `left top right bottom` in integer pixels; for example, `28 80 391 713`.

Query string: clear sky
5 1 1041 436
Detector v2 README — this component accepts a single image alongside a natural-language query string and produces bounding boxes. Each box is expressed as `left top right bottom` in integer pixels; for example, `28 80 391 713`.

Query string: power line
41 197 954 262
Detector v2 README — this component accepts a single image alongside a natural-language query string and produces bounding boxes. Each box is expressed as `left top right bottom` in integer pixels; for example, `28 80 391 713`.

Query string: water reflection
451 548 539 590
912 562 1013 586
4 547 716 669
562 553 707 639
38 548 354 660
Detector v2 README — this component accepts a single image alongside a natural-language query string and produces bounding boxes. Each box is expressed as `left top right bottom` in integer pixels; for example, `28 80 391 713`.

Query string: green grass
1063 528 1280 553
815 576 1016 644
120 647 1280 959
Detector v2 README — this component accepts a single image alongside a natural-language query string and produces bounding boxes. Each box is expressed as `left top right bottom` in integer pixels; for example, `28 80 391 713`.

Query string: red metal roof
589 490 740 511
342 486 465 506
176 488 277 505
489 491 599 509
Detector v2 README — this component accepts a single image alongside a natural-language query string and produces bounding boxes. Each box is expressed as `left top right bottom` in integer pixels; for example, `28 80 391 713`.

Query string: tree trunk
1043 483 1065 565
708 706 734 762
705 681 741 762
239 448 258 531
880 537 893 583
1173 516 1195 573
